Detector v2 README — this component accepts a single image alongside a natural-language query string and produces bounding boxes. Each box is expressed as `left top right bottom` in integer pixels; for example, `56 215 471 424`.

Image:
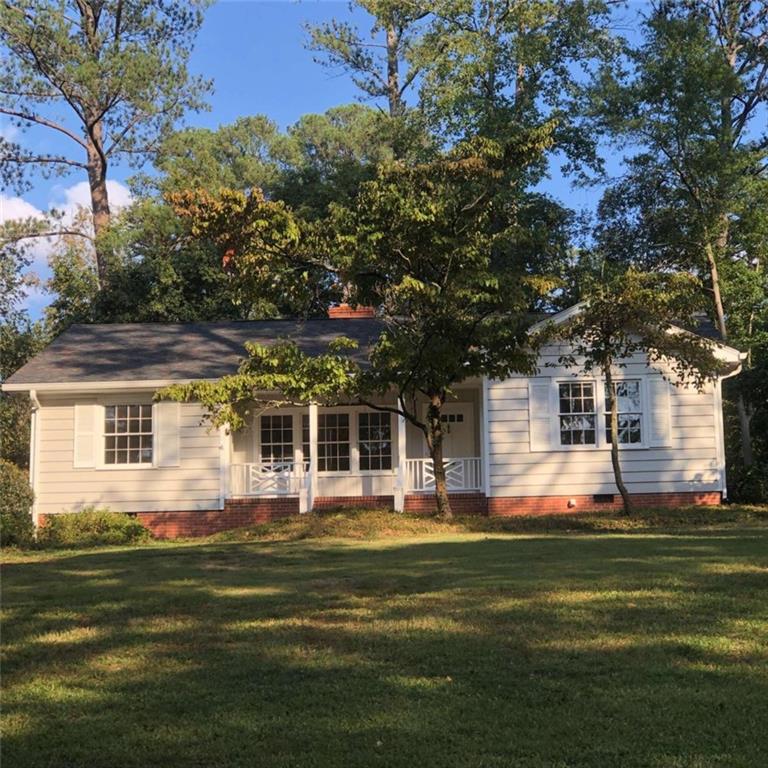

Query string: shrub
0 459 35 547
38 507 151 548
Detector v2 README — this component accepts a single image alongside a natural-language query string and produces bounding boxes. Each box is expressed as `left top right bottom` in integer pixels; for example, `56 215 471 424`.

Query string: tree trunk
704 240 728 341
604 365 634 515
85 122 111 288
386 23 402 118
426 393 452 518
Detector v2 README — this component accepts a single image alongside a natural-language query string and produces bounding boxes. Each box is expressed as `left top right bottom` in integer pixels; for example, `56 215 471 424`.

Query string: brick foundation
137 497 300 538
404 492 488 516
488 491 722 517
313 495 394 510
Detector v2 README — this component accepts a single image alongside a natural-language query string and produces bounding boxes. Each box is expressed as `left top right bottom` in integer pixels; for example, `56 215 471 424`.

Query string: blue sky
4 0 642 316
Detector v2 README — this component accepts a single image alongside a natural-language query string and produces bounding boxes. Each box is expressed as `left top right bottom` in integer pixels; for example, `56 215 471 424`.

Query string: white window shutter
73 404 98 468
154 401 180 466
648 377 672 447
528 378 552 452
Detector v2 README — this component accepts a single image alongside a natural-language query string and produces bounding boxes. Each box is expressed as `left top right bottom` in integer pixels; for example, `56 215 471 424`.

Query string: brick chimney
327 303 376 319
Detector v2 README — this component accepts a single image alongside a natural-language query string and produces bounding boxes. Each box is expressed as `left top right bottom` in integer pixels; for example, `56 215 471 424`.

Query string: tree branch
0 107 88 149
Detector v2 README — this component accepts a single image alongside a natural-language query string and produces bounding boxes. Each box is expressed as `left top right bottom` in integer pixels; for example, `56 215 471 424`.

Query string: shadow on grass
2 533 768 768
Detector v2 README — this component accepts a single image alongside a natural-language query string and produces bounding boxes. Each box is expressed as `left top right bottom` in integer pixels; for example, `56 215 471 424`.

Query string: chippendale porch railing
230 460 309 497
405 457 483 493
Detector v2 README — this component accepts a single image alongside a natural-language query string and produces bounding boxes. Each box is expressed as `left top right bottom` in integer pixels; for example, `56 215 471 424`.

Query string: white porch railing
405 457 483 493
230 461 308 497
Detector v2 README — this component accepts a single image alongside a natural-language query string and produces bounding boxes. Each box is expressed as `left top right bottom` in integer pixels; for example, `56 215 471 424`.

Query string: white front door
424 403 474 457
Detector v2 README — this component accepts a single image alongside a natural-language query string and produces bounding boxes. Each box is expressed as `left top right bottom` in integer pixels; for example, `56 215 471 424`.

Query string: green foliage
412 0 616 176
547 267 728 514
159 338 360 431
0 0 211 192
332 137 556 397
590 0 768 499
38 508 151 549
306 1 428 116
550 269 728 388
0 458 34 547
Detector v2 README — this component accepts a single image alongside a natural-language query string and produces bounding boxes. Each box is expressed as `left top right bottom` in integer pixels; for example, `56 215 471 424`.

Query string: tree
591 0 768 472
0 0 211 285
412 0 616 170
547 268 728 514
0 245 46 468
142 116 283 199
160 134 556 517
306 1 429 117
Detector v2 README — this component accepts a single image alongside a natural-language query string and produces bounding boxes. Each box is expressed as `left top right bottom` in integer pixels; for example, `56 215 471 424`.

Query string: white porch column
481 377 492 498
308 403 319 513
394 412 407 512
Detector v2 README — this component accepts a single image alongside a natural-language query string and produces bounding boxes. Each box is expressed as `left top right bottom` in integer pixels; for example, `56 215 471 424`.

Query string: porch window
260 414 293 462
558 382 596 446
104 405 153 465
604 380 643 445
317 413 350 471
358 412 392 471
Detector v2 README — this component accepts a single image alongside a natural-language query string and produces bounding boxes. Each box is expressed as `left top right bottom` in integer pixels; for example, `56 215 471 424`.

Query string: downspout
716 356 746 501
29 389 41 528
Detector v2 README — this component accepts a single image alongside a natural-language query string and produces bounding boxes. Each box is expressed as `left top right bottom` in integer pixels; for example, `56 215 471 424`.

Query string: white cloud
51 179 132 212
2 178 132 318
0 194 43 222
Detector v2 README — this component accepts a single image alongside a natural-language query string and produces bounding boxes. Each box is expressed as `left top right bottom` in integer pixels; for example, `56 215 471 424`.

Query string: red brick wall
488 491 722 517
404 493 488 516
327 304 376 318
137 497 299 538
313 495 394 510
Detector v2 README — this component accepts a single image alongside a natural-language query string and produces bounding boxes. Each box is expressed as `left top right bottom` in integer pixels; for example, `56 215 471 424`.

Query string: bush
38 507 151 548
0 459 35 547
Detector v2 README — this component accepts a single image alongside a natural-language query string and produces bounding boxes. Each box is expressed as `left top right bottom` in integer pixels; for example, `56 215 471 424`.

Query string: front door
425 403 474 458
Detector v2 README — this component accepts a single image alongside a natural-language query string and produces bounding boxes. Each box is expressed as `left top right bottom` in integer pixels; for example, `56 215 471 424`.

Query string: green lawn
3 529 768 767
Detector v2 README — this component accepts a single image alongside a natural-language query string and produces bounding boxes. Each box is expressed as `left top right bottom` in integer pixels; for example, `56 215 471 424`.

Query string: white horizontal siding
487 348 721 498
36 395 220 515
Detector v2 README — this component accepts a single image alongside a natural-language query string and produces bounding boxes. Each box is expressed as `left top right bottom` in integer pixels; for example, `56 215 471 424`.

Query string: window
558 382 596 446
260 414 293 462
318 413 350 471
440 413 464 424
604 380 642 445
104 405 152 465
359 412 392 471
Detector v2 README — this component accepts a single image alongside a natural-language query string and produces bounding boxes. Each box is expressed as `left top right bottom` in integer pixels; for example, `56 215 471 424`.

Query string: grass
2 513 768 767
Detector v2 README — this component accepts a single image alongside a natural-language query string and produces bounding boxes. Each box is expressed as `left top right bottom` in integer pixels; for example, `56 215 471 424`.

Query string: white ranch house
3 306 744 537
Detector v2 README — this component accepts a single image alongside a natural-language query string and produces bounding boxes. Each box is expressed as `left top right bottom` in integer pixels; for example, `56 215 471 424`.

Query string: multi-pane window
104 405 152 465
260 414 294 463
358 412 392 471
604 380 643 445
558 382 596 446
317 413 350 471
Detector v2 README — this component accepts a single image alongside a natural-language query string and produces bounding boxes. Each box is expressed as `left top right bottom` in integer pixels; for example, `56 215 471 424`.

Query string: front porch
222 383 489 513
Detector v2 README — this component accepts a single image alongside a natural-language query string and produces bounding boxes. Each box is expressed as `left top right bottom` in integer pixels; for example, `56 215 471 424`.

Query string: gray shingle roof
5 319 384 386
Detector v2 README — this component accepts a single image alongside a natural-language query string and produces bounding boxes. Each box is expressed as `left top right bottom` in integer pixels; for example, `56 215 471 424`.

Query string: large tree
160 133 555 517
592 0 768 481
306 1 429 118
547 268 726 514
0 246 46 468
0 0 211 285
